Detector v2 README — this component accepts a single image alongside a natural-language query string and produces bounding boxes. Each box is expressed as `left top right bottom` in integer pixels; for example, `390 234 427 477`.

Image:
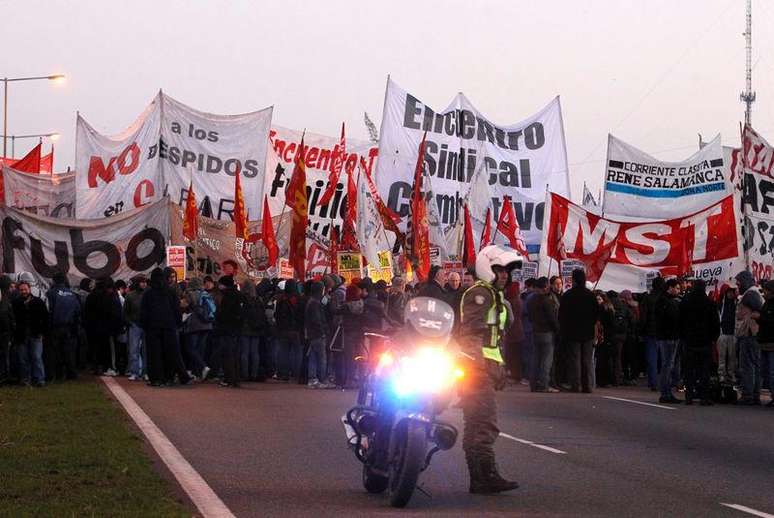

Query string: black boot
469 456 519 494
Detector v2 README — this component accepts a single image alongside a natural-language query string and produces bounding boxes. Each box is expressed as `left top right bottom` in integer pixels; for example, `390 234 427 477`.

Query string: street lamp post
0 132 59 158
2 74 65 158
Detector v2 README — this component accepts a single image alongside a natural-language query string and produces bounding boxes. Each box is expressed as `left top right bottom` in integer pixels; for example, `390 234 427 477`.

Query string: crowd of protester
0 262 772 409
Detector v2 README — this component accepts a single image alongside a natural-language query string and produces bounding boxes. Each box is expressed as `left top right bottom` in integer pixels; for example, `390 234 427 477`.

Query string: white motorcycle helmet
475 245 524 284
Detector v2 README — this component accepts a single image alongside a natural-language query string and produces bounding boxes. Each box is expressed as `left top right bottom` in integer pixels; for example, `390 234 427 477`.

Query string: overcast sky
4 0 773 199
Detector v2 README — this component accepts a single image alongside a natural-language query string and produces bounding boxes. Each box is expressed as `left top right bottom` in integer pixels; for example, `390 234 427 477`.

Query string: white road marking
499 432 567 455
101 377 235 518
720 503 774 518
602 396 676 410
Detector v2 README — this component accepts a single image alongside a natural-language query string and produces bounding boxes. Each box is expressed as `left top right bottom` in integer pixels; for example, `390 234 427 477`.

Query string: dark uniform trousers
461 359 501 463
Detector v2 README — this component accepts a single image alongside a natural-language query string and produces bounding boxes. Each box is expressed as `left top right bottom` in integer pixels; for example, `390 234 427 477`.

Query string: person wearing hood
756 280 774 407
140 268 191 387
717 282 739 385
182 277 213 381
679 280 721 405
735 271 765 405
215 275 243 387
84 278 123 376
304 281 329 388
274 279 303 382
47 272 81 381
0 276 15 384
240 279 266 382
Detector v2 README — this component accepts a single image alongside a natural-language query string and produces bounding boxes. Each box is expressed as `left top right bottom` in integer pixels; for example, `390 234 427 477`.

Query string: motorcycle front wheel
388 420 427 508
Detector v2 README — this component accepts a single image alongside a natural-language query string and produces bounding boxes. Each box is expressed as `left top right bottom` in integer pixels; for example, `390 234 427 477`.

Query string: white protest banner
375 78 569 251
75 94 163 219
603 134 729 219
541 193 740 292
264 126 378 242
158 93 273 222
356 166 392 266
2 166 75 218
739 125 774 281
0 198 169 286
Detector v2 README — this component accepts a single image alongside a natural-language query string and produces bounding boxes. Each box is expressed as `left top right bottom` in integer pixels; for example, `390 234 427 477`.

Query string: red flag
40 147 53 174
329 226 339 274
261 194 279 268
496 195 529 257
676 226 694 277
479 207 492 251
583 237 617 283
12 143 42 174
183 181 198 241
338 156 359 251
346 160 357 224
287 135 309 279
462 204 476 268
233 167 249 240
410 132 430 281
319 122 345 207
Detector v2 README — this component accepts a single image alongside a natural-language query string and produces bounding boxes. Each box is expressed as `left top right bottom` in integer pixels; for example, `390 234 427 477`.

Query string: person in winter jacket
756 280 774 407
339 284 364 388
215 275 243 387
84 278 123 376
124 275 147 380
527 277 559 392
140 268 191 387
182 277 213 381
418 265 450 305
619 290 640 385
46 272 81 380
304 281 329 388
13 281 48 386
639 276 665 390
274 279 304 382
680 280 721 405
717 282 738 384
735 270 764 405
559 270 599 393
0 276 15 384
239 279 265 381
655 278 682 403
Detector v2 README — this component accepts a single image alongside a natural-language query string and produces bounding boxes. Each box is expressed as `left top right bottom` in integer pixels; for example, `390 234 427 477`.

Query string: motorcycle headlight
391 347 463 397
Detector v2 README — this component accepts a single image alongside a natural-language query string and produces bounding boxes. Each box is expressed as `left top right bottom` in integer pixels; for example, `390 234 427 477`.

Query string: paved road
113 379 774 517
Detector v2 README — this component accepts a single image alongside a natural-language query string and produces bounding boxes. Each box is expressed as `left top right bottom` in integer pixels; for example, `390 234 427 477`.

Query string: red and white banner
75 94 163 218
264 126 378 243
540 193 740 291
2 166 75 218
739 125 774 281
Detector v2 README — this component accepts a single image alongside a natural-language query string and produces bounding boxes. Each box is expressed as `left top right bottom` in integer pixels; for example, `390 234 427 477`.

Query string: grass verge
0 377 191 518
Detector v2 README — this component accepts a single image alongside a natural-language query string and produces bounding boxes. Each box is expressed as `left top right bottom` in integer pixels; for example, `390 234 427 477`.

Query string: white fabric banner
603 134 730 219
0 198 169 286
159 93 273 222
375 78 569 250
264 126 378 242
3 166 75 218
356 170 391 266
75 94 163 219
739 125 774 281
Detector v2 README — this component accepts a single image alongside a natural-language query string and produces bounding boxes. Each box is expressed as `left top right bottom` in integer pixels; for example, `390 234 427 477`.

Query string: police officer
458 244 522 494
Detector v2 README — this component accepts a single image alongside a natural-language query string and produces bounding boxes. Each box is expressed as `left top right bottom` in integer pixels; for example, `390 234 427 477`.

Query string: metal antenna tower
740 0 756 126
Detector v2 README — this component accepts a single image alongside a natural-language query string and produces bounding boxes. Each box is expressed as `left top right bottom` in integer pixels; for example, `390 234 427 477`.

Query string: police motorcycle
343 297 466 508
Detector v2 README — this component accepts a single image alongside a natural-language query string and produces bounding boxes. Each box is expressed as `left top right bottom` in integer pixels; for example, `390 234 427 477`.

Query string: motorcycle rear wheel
388 420 427 508
362 465 388 494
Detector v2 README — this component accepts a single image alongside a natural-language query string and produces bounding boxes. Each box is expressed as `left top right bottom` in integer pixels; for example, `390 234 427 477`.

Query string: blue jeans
645 336 659 388
185 331 209 377
17 337 45 384
738 336 761 401
240 336 260 380
307 337 327 383
531 332 554 390
276 332 303 379
657 339 679 397
521 330 534 381
127 323 144 377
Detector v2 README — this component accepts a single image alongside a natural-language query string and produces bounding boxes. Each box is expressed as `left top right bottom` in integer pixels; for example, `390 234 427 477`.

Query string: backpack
197 290 217 323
